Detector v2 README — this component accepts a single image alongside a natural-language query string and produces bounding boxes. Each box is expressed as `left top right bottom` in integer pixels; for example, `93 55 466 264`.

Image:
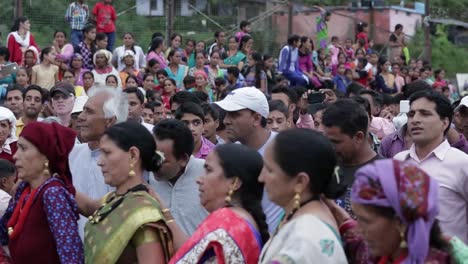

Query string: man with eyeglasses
50 82 76 127
175 102 215 160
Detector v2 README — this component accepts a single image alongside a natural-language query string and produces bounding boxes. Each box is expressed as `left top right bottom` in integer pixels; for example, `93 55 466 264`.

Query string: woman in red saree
168 144 269 263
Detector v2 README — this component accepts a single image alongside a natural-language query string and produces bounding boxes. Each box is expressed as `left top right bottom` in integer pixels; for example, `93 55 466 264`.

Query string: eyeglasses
52 93 73 101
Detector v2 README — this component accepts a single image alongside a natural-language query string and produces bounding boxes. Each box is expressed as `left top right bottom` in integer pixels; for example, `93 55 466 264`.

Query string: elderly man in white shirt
69 86 128 237
394 90 468 243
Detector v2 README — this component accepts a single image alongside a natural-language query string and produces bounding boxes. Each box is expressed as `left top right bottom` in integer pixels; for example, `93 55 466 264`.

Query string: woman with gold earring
80 121 173 263
258 129 347 263
0 122 83 263
169 144 269 263
323 159 454 263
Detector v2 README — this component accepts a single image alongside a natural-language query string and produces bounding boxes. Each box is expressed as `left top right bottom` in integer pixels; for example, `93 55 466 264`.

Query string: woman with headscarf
324 159 453 263
0 107 18 164
189 70 214 102
91 49 121 87
0 122 83 263
69 53 88 86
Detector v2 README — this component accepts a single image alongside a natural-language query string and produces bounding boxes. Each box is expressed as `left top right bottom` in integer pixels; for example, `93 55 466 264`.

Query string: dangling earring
400 227 407 248
43 161 50 177
129 162 136 177
294 192 301 210
225 188 234 204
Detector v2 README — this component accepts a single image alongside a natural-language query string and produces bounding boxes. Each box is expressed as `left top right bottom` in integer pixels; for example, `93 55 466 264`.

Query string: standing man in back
394 90 468 243
214 87 282 232
65 0 89 47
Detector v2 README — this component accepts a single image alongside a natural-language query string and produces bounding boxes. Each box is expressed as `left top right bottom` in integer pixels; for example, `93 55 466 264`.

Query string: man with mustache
16 85 44 136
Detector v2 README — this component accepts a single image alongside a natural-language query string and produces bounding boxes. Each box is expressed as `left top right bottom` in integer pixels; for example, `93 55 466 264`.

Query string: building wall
272 8 421 46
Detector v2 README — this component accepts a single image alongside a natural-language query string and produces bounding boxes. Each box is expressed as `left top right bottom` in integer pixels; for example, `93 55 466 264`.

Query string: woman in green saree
220 36 246 71
80 121 174 264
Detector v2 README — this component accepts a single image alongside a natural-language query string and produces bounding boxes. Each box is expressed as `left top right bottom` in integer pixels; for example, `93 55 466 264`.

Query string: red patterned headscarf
20 122 77 194
351 159 439 264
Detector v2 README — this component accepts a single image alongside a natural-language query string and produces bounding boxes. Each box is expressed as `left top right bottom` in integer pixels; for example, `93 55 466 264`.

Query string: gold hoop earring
129 162 136 177
43 161 50 177
294 192 301 210
400 228 407 248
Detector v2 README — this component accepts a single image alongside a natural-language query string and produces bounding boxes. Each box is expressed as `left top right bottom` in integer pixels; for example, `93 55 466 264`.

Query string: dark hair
122 32 136 54
105 74 118 84
287 35 300 46
83 71 94 80
54 30 67 39
351 95 372 118
6 84 25 100
83 24 96 34
409 90 453 134
239 20 251 29
215 144 270 244
124 87 145 104
360 90 383 107
182 75 195 89
268 100 289 118
147 59 160 70
142 73 154 82
23 85 46 103
175 102 205 122
144 101 155 112
149 37 165 53
0 47 10 61
125 75 140 87
96 32 107 42
214 31 224 38
153 119 194 160
273 129 340 199
272 86 298 104
434 69 444 79
0 159 16 178
201 103 219 121
40 47 53 62
167 49 180 62
227 66 240 78
249 52 265 89
395 24 403 31
104 121 162 172
164 78 177 88
356 22 368 33
322 99 369 136
156 69 169 77
346 82 365 97
239 35 252 52
331 36 339 42
11 16 28 32
169 91 201 108
402 80 431 99
192 91 209 103
170 33 182 43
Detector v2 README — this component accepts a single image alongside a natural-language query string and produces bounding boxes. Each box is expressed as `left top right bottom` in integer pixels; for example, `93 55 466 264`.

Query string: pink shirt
394 140 468 243
369 117 396 140
195 137 215 160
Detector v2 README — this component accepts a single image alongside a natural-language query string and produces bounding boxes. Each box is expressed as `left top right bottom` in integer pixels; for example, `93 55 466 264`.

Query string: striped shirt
65 2 89 30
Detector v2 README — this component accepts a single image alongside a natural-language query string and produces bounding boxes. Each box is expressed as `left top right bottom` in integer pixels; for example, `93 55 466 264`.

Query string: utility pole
15 0 23 19
287 0 293 37
424 0 432 63
165 0 175 46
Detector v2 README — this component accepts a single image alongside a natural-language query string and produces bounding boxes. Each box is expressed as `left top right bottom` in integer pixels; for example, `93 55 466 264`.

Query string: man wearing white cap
215 87 283 232
454 96 468 140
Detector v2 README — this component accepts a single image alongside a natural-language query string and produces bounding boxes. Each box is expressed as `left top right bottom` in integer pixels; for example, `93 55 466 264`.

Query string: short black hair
309 103 328 115
0 159 15 178
227 66 240 78
192 91 209 103
144 101 155 111
170 91 201 108
23 85 46 103
402 80 431 99
175 102 205 122
271 86 298 104
287 35 300 46
153 119 195 160
201 103 220 121
268 100 289 118
346 83 364 98
6 84 25 99
96 32 107 42
322 99 369 136
359 90 382 107
409 90 453 134
123 87 145 104
351 95 372 118
156 69 168 77
240 20 251 29
0 47 10 61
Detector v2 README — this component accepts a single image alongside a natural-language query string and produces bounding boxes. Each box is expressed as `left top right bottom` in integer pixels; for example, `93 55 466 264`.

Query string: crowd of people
0 0 467 263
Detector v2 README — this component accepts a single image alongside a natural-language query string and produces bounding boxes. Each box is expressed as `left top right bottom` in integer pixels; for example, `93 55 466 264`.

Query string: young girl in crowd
184 39 196 68
164 33 184 59
15 68 30 88
7 16 39 65
82 71 95 92
356 22 369 51
75 24 97 70
105 74 119 88
31 47 59 90
243 52 267 93
161 78 177 110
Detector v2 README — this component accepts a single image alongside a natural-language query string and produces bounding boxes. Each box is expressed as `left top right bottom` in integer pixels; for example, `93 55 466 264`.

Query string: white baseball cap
454 96 468 112
72 96 89 114
214 87 269 118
